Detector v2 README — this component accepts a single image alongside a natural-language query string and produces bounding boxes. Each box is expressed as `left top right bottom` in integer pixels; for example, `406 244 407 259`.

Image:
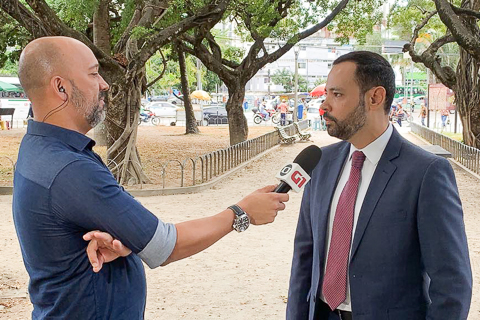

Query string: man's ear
50 76 67 100
366 86 386 111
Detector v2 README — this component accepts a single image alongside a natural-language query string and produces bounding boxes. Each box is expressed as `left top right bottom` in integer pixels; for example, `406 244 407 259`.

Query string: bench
275 126 298 144
420 145 452 158
293 122 311 141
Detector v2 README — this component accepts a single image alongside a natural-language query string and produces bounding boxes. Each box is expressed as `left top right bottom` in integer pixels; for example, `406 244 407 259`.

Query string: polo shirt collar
27 120 95 151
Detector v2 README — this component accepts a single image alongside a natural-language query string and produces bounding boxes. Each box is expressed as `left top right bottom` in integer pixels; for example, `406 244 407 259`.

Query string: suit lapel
317 143 350 260
350 128 403 261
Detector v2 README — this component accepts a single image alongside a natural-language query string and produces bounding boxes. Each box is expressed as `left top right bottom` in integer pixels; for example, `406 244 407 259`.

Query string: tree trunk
177 44 198 134
103 68 151 185
226 84 248 145
92 0 111 146
454 0 480 149
455 47 480 148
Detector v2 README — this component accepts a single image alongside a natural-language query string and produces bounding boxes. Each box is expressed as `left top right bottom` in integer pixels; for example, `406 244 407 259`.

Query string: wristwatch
228 204 250 232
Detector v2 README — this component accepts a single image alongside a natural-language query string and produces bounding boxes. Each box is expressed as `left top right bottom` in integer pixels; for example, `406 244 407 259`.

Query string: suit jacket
286 128 472 320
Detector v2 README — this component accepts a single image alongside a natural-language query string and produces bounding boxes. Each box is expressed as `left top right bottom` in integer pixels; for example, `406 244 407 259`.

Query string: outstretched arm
84 185 289 271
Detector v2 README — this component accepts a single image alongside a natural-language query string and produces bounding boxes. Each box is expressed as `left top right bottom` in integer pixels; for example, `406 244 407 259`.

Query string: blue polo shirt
13 121 177 319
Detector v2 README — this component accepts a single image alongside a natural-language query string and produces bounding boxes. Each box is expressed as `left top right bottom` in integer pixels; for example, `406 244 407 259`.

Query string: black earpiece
59 87 65 93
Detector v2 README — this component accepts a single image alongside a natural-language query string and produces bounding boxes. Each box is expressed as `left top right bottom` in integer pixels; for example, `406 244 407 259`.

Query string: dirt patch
0 125 276 187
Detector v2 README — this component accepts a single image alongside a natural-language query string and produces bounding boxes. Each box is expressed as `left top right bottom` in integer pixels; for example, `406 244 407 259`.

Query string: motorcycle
139 110 161 126
253 108 279 124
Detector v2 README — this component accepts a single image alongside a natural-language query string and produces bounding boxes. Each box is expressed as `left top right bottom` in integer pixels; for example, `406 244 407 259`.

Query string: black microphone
274 145 322 193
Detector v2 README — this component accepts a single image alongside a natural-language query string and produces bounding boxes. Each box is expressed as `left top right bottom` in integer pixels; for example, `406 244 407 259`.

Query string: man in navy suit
286 51 472 320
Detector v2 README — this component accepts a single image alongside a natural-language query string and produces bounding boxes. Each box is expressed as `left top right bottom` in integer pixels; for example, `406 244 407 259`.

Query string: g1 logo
291 171 307 188
279 164 292 176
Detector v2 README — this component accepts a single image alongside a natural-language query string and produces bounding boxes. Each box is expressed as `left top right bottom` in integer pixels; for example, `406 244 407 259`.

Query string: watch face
234 214 250 232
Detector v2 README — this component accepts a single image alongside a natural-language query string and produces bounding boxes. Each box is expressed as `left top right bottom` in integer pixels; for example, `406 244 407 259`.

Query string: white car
306 107 321 123
308 98 324 110
147 102 180 118
413 96 425 105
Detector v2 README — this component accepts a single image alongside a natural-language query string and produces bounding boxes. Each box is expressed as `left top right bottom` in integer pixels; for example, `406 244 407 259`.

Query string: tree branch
0 0 51 38
2 0 121 72
435 0 480 61
135 0 230 71
146 49 167 88
411 10 438 43
450 3 480 20
113 5 142 54
251 0 350 76
176 38 236 84
404 33 457 89
205 30 222 61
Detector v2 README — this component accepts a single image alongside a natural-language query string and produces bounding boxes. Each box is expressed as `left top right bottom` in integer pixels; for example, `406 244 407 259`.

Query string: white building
246 36 354 94
212 23 354 95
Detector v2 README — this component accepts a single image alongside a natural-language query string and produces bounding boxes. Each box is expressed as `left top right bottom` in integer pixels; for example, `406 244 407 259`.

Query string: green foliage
271 68 307 93
314 77 327 87
203 70 221 93
0 59 18 76
354 31 383 54
48 0 97 32
145 48 198 95
388 0 449 40
332 0 384 45
388 0 460 69
131 26 154 40
0 13 30 70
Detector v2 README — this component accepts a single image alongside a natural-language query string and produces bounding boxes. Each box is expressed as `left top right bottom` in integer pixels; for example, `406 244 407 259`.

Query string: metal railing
411 122 480 175
156 130 280 188
155 120 309 188
0 121 310 189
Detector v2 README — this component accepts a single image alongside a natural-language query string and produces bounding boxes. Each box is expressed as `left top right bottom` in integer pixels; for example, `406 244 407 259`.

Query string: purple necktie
322 150 366 310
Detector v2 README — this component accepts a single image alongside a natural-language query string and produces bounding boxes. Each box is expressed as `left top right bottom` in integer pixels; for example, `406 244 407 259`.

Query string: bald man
13 37 288 319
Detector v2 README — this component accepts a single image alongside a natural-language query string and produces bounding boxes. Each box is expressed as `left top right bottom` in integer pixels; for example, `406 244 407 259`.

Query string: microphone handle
274 181 292 193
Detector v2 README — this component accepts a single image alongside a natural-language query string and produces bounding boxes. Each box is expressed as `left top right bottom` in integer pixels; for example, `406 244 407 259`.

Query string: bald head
18 37 88 99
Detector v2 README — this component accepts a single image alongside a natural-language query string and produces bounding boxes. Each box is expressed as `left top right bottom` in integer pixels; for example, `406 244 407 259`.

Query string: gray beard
70 82 105 128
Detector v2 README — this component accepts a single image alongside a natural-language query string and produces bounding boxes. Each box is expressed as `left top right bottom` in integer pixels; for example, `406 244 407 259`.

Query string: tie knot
351 151 366 169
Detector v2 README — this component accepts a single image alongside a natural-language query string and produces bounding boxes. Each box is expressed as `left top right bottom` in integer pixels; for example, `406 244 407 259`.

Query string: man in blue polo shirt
13 36 289 319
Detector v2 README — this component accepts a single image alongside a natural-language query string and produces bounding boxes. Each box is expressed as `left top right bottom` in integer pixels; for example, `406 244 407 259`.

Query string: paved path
0 128 479 319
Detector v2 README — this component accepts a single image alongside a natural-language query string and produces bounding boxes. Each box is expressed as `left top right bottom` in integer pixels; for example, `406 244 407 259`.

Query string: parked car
413 95 425 105
150 94 169 101
306 107 321 123
308 98 324 110
147 102 180 118
203 105 228 125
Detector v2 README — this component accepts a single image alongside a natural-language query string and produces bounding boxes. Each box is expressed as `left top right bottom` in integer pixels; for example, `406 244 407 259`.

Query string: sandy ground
0 127 479 319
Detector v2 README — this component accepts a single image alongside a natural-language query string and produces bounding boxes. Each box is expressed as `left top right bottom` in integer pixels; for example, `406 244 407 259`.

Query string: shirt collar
348 123 393 166
27 120 95 151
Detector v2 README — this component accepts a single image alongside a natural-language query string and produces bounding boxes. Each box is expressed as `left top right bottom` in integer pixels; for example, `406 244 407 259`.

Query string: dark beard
323 97 367 140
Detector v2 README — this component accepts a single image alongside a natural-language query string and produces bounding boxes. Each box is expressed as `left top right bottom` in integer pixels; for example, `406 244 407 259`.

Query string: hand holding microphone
236 145 322 226
274 145 322 193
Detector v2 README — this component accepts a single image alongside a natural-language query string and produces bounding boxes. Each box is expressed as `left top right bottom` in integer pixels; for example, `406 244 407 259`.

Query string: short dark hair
333 51 395 114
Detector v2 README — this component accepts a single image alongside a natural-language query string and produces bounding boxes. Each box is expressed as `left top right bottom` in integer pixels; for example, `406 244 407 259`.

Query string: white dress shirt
321 124 393 311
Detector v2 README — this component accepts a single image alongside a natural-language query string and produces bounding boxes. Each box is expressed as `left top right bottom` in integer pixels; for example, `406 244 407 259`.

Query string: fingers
83 230 100 241
86 239 99 272
94 254 104 273
274 192 289 204
112 239 132 257
255 185 277 193
277 201 286 212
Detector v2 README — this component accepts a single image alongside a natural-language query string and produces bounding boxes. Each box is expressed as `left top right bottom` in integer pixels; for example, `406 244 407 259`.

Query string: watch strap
228 204 245 217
